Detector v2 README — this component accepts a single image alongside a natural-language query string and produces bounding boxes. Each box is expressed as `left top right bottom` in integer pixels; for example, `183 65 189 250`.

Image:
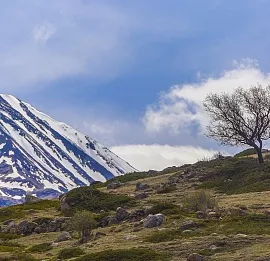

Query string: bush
74 248 169 261
147 202 180 215
71 210 98 243
183 190 217 212
28 243 52 253
58 247 85 259
64 186 132 213
93 172 151 188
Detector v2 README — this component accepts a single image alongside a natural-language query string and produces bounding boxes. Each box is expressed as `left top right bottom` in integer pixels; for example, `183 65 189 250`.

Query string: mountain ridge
0 94 136 205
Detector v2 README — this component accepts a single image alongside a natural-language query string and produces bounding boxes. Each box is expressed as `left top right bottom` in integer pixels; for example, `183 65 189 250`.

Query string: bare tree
204 85 270 163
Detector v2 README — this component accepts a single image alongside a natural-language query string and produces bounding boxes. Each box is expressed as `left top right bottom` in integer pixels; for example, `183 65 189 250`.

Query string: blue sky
1 0 270 170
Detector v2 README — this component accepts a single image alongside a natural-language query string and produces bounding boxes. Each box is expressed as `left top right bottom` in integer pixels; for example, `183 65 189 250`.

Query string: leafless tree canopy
204 85 270 163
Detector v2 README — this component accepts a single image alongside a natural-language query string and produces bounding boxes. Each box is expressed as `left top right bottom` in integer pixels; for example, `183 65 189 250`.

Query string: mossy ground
1 156 270 260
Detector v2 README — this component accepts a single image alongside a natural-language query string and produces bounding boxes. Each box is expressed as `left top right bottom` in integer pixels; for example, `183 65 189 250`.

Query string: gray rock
116 207 129 222
135 192 148 200
25 194 40 204
17 220 38 235
60 195 71 213
54 231 72 243
3 219 14 226
180 220 200 231
107 180 122 189
196 211 206 219
187 253 203 261
108 217 120 226
135 182 150 191
143 214 165 228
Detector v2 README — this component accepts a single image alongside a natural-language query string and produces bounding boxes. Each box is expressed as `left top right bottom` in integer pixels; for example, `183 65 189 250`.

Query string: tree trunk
80 229 91 244
255 147 264 164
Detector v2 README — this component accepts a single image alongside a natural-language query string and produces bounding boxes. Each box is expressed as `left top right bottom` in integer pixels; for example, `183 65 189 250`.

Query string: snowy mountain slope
0 94 136 204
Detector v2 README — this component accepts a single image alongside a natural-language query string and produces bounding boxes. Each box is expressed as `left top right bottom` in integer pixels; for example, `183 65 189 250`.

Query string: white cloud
143 59 270 134
33 22 56 44
111 144 218 171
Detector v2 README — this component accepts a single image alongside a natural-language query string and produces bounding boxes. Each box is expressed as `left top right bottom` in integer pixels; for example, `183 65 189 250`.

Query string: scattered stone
180 220 201 231
124 234 138 240
196 211 206 219
182 229 193 234
108 217 120 226
207 211 220 218
235 234 248 238
133 227 143 232
94 232 106 240
107 180 122 189
209 245 218 250
135 182 150 191
116 207 129 222
54 231 72 243
187 253 203 261
3 219 14 226
143 214 165 228
135 192 148 200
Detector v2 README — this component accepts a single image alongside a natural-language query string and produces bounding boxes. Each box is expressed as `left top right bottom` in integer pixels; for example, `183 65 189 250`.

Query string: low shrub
145 229 181 243
64 186 133 213
183 190 217 212
148 202 182 215
74 248 169 261
28 243 52 253
58 247 85 259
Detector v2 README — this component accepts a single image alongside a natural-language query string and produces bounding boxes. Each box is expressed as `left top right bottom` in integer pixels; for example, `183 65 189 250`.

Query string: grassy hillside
1 156 270 260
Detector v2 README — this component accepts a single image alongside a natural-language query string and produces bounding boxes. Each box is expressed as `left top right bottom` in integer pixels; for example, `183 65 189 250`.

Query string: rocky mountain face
0 94 136 205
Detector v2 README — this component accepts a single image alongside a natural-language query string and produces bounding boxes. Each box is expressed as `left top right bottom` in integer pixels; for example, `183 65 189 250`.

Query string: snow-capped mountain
0 94 136 205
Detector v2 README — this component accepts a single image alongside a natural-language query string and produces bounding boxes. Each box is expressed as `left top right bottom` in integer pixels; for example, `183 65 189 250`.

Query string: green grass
75 248 169 261
58 247 85 259
147 201 184 215
0 253 37 261
64 186 133 213
28 242 52 253
200 157 270 194
0 200 59 223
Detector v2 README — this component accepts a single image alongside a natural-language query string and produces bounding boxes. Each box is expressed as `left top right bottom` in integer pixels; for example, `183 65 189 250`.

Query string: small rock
182 229 193 234
209 245 218 250
135 192 148 200
135 182 150 191
196 211 206 219
187 253 203 261
144 214 165 228
107 180 122 190
207 211 220 218
3 219 14 226
108 217 120 226
54 231 72 243
180 220 200 231
124 234 138 240
235 233 247 238
116 207 129 222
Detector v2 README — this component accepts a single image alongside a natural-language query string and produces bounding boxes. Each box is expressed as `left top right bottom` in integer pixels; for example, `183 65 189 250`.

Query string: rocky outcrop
54 231 72 243
135 182 150 191
187 253 203 261
107 180 122 189
143 214 165 228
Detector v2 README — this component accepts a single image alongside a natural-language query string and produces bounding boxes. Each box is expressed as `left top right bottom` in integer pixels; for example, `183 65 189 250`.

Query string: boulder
143 214 165 228
60 194 71 213
135 192 148 200
25 194 40 204
17 220 38 235
116 207 129 222
107 180 122 189
135 182 150 191
54 231 72 243
187 253 203 261
180 220 200 231
108 217 120 226
3 219 14 226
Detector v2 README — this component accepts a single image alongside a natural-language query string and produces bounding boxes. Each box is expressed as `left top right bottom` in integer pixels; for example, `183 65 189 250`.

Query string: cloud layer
144 60 270 134
111 144 217 171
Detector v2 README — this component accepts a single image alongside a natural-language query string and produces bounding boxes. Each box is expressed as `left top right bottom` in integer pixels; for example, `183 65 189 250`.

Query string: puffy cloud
111 144 219 171
143 59 270 134
33 22 56 44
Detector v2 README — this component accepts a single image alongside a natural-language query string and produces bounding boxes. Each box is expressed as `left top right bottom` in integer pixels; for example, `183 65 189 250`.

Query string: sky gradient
1 0 270 170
